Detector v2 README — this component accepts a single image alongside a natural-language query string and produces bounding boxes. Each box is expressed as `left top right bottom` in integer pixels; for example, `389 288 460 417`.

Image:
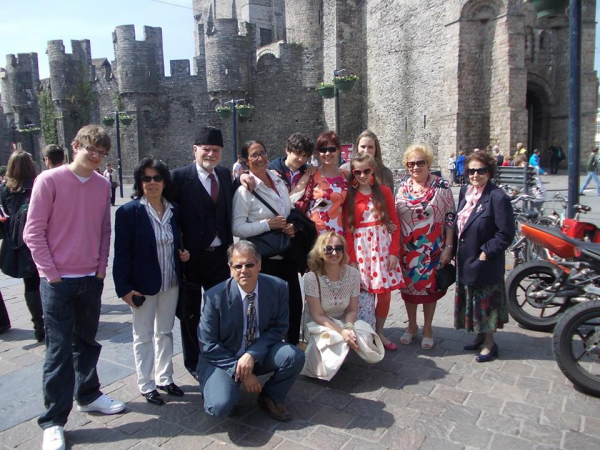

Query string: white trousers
131 285 179 394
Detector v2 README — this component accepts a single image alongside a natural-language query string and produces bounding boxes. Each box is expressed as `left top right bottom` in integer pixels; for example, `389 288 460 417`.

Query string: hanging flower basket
333 75 358 93
235 104 254 118
217 107 232 119
119 115 133 125
317 82 335 99
526 0 569 20
102 116 115 126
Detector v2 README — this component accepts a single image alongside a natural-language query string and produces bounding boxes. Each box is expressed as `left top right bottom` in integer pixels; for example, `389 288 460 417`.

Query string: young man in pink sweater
24 125 125 450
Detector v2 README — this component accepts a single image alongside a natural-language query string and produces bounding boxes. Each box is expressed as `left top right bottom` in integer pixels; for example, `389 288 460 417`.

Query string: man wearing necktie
197 241 305 421
171 127 253 378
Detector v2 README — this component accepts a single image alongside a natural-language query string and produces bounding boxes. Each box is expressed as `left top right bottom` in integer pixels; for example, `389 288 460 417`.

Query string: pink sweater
23 166 112 281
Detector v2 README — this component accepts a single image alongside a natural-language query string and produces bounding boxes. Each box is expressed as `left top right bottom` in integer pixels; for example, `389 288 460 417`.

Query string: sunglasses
141 175 164 183
467 167 489 176
324 245 344 255
406 160 427 169
352 168 373 177
318 146 338 154
230 263 256 271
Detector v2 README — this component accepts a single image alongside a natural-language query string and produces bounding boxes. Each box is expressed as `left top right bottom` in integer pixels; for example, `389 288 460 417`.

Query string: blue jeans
199 342 305 416
38 276 105 429
580 171 600 194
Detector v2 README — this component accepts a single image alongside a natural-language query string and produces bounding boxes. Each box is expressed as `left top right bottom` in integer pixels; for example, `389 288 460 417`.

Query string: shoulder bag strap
251 190 280 217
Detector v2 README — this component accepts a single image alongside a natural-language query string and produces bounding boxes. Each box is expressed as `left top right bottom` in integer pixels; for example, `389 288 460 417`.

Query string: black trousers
0 291 10 330
261 257 302 345
110 186 117 206
181 245 230 375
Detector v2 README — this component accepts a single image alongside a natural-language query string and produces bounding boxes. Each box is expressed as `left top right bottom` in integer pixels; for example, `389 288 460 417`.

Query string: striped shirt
139 196 177 291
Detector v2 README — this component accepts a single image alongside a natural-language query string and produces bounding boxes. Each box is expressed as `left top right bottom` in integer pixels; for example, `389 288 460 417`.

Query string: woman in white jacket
232 140 301 344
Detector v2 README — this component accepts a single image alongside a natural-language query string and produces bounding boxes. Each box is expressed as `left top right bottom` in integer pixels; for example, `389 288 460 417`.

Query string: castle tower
204 18 252 95
113 25 164 94
47 40 92 102
284 0 323 88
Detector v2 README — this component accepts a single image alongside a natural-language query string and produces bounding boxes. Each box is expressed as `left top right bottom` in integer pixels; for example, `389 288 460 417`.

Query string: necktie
245 293 257 349
208 172 219 203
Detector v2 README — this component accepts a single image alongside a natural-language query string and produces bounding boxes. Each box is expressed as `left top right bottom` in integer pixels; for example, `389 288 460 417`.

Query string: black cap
194 126 223 147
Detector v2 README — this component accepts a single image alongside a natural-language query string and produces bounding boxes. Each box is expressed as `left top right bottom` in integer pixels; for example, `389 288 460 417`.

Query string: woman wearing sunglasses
291 131 349 235
113 158 191 405
232 141 303 344
395 144 455 350
301 231 361 378
344 153 402 349
455 152 514 362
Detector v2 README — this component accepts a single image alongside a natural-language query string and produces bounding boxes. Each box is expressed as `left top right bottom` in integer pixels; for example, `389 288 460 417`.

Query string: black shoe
0 325 10 334
580 192 586 196
257 394 291 422
143 390 164 405
34 322 45 343
464 340 484 351
157 383 184 397
476 343 499 363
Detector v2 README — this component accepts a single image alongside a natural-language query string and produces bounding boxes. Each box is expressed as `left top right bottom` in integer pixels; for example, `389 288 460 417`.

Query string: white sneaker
42 425 65 450
77 394 125 414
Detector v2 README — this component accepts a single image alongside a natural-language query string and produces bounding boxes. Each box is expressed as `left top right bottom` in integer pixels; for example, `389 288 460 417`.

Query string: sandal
400 330 418 345
421 336 434 350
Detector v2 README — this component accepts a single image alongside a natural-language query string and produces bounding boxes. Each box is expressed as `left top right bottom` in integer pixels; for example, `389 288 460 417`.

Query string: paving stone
583 416 600 437
341 437 390 450
430 385 468 404
380 427 426 449
477 412 520 436
82 429 140 450
272 440 314 450
108 411 158 435
0 419 40 448
564 397 600 417
273 419 319 443
448 422 493 448
131 418 185 447
501 401 542 422
378 388 415 409
563 431 600 450
309 406 356 429
411 415 455 440
441 403 481 425
232 429 283 449
374 359 404 374
540 408 581 432
420 436 465 450
518 376 552 393
449 362 486 379
488 383 529 402
399 379 436 396
406 395 446 417
312 389 354 411
464 393 504 414
519 420 563 448
549 379 592 400
238 407 281 432
344 397 390 420
202 419 252 445
455 376 493 394
176 409 224 433
304 426 350 450
285 399 322 421
344 416 391 441
481 368 519 386
490 433 535 450
289 379 326 401
500 361 536 377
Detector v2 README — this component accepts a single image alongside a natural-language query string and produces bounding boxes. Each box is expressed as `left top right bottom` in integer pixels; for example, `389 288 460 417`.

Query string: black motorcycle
552 243 600 396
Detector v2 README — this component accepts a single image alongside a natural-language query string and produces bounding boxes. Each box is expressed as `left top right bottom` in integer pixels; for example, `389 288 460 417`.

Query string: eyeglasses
406 160 426 169
230 263 257 271
85 146 108 158
467 167 489 176
248 151 268 161
352 168 373 177
324 245 344 255
141 175 164 183
318 147 338 154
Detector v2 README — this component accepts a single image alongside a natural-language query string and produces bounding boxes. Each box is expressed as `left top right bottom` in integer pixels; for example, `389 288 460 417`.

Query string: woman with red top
344 153 402 350
395 144 456 350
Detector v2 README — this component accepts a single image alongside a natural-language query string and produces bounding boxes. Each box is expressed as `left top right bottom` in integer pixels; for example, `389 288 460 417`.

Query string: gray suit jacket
197 273 289 378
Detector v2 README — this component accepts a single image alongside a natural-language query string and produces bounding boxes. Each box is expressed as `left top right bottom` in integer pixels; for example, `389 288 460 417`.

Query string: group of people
0 123 517 450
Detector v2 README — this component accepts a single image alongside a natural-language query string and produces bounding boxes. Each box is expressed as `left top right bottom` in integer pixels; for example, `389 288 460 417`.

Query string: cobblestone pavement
1 177 600 450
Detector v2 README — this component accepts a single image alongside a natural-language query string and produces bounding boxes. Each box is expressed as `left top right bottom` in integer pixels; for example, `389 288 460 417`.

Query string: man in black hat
171 126 252 378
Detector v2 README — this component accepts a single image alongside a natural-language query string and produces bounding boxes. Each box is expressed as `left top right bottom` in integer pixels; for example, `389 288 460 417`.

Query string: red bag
295 174 316 214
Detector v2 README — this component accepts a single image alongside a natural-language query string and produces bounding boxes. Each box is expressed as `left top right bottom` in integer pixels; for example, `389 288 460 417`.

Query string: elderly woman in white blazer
232 140 302 344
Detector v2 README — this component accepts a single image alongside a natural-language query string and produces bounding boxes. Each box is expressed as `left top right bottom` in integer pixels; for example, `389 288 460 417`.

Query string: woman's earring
352 178 359 188
369 175 375 186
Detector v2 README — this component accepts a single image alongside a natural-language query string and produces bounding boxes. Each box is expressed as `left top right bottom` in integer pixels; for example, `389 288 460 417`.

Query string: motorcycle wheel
553 300 600 397
506 260 569 331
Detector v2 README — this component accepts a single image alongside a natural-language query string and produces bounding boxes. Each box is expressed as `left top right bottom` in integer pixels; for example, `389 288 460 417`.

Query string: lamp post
102 111 132 198
567 0 581 219
333 69 346 139
223 98 246 164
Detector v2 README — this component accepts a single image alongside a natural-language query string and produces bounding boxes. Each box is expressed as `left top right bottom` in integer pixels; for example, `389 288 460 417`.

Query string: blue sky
0 1 599 80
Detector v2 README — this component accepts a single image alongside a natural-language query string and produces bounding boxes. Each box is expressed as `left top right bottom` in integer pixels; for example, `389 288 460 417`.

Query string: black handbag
175 233 202 321
435 263 456 291
247 190 291 259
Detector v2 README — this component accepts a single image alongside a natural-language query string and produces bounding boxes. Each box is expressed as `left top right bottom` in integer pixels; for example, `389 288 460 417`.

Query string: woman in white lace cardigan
302 231 361 379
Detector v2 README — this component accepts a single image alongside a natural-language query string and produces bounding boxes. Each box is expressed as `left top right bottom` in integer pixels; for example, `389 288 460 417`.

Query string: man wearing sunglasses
197 241 305 421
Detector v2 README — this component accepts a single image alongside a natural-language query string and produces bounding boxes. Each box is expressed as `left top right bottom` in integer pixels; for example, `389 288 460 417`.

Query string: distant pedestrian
516 142 528 156
529 149 546 175
24 125 125 450
232 154 247 180
455 151 466 185
103 163 119 206
547 141 564 174
493 146 503 166
580 147 600 196
42 144 65 169
448 155 456 185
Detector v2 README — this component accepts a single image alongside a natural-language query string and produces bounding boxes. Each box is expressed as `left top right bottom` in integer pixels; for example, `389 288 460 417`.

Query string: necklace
408 175 431 197
322 268 345 305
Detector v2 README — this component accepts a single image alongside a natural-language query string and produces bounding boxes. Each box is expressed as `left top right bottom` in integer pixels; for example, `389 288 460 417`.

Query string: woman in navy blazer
454 152 515 363
113 158 190 405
